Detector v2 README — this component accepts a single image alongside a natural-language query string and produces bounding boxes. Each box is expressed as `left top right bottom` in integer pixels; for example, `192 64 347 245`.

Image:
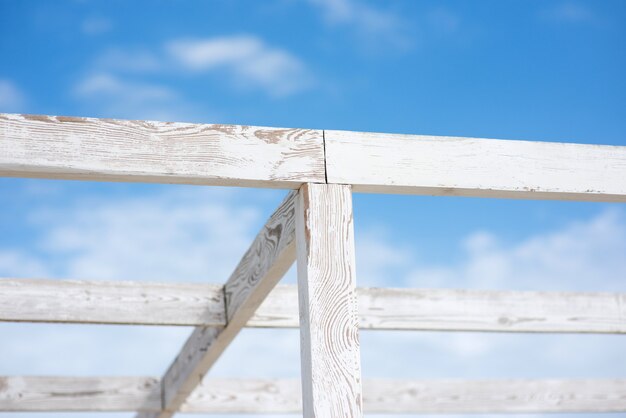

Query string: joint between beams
221 285 230 326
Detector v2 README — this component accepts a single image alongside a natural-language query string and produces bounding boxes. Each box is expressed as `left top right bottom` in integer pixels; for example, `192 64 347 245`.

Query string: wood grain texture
0 113 325 188
256 286 626 333
3 377 625 413
0 278 225 326
362 379 626 413
353 287 626 333
183 378 626 414
296 183 363 417
0 376 160 411
154 191 298 418
223 190 297 325
325 129 626 201
2 279 624 333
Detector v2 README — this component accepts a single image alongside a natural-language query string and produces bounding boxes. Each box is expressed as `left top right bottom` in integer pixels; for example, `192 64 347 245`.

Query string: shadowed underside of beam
1 377 625 413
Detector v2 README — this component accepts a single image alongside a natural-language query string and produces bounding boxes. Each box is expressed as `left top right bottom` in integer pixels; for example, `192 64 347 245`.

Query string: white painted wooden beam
0 279 226 326
325 129 626 201
296 183 363 417
0 113 325 188
148 191 298 418
0 376 161 411
2 280 625 333
3 377 625 413
182 378 626 414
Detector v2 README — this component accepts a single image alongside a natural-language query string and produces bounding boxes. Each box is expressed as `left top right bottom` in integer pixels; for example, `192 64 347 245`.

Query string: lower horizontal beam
2 377 625 413
2 279 625 333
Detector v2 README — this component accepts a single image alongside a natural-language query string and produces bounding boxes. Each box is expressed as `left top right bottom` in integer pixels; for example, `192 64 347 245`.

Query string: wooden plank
183 378 626 414
153 191 298 418
2 279 624 333
353 287 626 333
0 376 161 411
296 183 363 417
0 279 226 326
255 286 626 334
3 377 625 413
0 113 325 188
325 129 626 201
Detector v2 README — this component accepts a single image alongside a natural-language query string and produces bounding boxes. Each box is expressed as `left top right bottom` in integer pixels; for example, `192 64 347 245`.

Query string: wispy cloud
95 48 163 73
540 2 598 24
0 79 27 112
73 72 197 121
427 7 462 35
308 0 411 50
166 35 313 97
405 209 626 291
75 34 312 116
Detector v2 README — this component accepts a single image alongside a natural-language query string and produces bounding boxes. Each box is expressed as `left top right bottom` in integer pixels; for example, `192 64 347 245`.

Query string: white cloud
95 48 163 73
73 73 206 121
75 73 174 101
308 0 410 49
29 188 260 282
166 35 312 97
74 35 311 117
0 79 26 111
406 209 626 291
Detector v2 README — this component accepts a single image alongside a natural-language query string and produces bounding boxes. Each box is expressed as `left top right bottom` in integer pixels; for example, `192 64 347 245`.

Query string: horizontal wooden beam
2 279 624 333
0 279 226 326
0 113 325 188
4 113 626 202
325 129 626 201
153 191 298 418
0 376 161 411
2 377 625 413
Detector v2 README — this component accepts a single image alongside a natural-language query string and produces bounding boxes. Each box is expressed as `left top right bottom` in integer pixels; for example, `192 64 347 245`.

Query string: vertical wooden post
296 183 363 417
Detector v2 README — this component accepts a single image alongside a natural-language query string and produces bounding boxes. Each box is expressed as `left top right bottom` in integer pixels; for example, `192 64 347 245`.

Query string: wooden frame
1 112 626 416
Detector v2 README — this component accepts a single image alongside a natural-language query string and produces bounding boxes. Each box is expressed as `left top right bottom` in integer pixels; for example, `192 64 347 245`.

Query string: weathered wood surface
325 129 626 201
353 287 626 333
296 184 363 417
0 278 225 326
0 376 161 411
3 279 624 334
183 378 626 414
3 377 625 413
256 286 626 334
0 113 325 188
153 191 298 418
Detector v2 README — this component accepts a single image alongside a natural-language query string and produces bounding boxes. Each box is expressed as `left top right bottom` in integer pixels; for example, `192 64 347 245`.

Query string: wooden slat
296 183 363 417
353 287 626 333
0 113 325 188
3 377 625 413
0 376 161 411
2 279 624 334
325 129 626 201
151 191 298 418
0 279 226 326
256 286 626 333
183 378 626 414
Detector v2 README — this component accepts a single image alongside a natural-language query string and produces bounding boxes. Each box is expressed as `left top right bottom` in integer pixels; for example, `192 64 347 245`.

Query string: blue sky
1 1 626 417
